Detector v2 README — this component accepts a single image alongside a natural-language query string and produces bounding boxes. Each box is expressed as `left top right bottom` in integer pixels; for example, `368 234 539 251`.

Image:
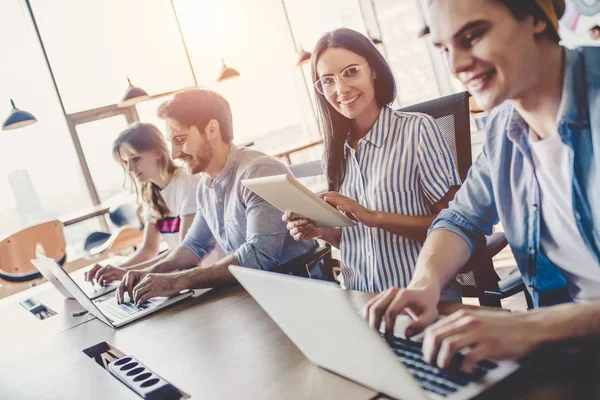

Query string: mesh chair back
399 91 479 295
398 91 471 182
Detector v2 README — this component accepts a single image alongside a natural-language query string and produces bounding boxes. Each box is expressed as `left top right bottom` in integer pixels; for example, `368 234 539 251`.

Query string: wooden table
2 279 600 399
0 284 376 399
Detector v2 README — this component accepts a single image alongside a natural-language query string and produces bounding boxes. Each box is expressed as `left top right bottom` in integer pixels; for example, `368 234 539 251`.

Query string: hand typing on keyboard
421 308 541 374
118 271 184 306
390 335 498 396
364 286 539 376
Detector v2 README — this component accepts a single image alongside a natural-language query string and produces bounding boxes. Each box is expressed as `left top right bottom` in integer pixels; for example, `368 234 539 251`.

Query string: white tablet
242 174 356 228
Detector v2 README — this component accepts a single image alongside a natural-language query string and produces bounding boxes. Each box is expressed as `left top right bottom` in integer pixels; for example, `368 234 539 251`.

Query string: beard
184 144 213 175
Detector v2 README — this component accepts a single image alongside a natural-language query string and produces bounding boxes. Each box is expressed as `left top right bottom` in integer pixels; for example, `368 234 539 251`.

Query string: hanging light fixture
417 25 430 38
118 77 150 108
370 37 383 46
2 99 37 131
217 59 240 82
296 47 312 66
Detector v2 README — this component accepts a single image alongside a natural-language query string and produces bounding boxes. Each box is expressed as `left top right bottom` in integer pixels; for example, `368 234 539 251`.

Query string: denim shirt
430 47 600 307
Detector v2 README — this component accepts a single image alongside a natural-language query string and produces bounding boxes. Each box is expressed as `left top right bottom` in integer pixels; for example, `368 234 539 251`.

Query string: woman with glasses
284 28 460 294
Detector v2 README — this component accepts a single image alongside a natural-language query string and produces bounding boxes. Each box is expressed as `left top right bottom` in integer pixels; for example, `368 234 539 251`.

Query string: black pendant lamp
118 77 150 108
296 47 312 66
217 59 240 82
2 99 37 131
370 37 383 46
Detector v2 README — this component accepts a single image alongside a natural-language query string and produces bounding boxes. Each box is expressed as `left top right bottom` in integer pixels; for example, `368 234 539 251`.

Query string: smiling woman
283 28 461 294
85 122 207 287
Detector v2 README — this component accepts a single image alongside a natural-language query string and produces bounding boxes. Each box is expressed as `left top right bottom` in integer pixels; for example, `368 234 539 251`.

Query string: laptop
229 266 520 400
31 256 194 329
34 257 120 300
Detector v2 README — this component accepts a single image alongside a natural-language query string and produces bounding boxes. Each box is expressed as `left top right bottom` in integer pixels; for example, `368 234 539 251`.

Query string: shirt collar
206 143 238 188
557 47 589 127
344 106 391 152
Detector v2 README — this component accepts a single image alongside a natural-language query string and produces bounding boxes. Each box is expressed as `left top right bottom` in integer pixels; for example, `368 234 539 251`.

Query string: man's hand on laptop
130 273 184 307
86 264 126 286
117 270 149 304
421 309 542 374
365 286 544 374
363 286 439 342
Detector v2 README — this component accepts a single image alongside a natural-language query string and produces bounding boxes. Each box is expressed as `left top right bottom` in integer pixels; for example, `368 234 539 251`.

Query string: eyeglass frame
313 62 370 96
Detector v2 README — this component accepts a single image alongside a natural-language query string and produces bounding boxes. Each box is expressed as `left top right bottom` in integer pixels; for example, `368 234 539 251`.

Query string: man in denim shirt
117 89 315 304
365 0 600 374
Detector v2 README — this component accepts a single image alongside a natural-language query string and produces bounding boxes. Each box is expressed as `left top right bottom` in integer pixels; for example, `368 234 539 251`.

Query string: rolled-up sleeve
429 141 499 252
181 211 216 261
233 161 291 271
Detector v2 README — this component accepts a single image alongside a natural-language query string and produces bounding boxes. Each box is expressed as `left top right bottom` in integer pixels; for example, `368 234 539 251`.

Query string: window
76 115 132 203
0 0 94 244
172 0 320 155
135 96 172 138
31 0 195 113
371 0 443 106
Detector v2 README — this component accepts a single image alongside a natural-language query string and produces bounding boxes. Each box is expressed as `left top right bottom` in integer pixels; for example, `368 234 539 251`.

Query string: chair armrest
484 282 527 299
482 232 508 259
273 247 331 277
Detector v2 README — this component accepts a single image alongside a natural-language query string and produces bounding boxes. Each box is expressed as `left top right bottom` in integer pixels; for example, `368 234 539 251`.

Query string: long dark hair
311 28 396 191
112 122 178 219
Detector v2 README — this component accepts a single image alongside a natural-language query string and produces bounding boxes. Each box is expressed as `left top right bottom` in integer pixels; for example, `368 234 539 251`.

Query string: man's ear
205 119 220 140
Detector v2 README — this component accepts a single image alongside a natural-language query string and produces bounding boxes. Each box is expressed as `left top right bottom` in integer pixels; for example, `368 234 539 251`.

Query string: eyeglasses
314 63 369 96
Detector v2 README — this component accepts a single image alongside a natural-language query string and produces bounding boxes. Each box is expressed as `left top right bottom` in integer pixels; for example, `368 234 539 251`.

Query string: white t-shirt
144 169 200 250
529 131 600 301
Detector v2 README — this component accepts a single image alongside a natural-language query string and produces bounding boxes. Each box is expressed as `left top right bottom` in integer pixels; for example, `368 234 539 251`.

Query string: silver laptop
229 266 520 400
31 256 194 329
34 257 120 300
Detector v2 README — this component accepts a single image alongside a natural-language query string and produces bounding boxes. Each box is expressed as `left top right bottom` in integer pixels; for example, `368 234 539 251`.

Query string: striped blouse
339 106 459 293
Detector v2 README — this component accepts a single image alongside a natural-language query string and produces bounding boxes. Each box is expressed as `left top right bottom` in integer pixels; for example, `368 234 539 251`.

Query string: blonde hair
112 122 178 219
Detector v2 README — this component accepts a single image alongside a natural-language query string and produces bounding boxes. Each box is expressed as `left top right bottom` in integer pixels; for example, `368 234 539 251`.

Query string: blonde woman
86 122 220 285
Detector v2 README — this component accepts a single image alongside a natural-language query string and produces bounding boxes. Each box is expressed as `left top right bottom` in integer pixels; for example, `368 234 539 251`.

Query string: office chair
0 220 67 283
398 91 530 308
83 202 144 255
277 91 530 308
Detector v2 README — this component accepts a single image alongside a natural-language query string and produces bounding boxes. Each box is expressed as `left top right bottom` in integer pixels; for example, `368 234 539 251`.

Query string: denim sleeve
180 210 217 261
233 160 291 271
429 141 499 252
418 115 461 205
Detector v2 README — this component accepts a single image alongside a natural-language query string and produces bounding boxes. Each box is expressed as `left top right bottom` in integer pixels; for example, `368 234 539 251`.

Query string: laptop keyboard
390 336 498 397
97 300 155 322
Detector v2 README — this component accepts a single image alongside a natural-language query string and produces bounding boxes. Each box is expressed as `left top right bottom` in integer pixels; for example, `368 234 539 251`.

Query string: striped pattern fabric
339 106 459 292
